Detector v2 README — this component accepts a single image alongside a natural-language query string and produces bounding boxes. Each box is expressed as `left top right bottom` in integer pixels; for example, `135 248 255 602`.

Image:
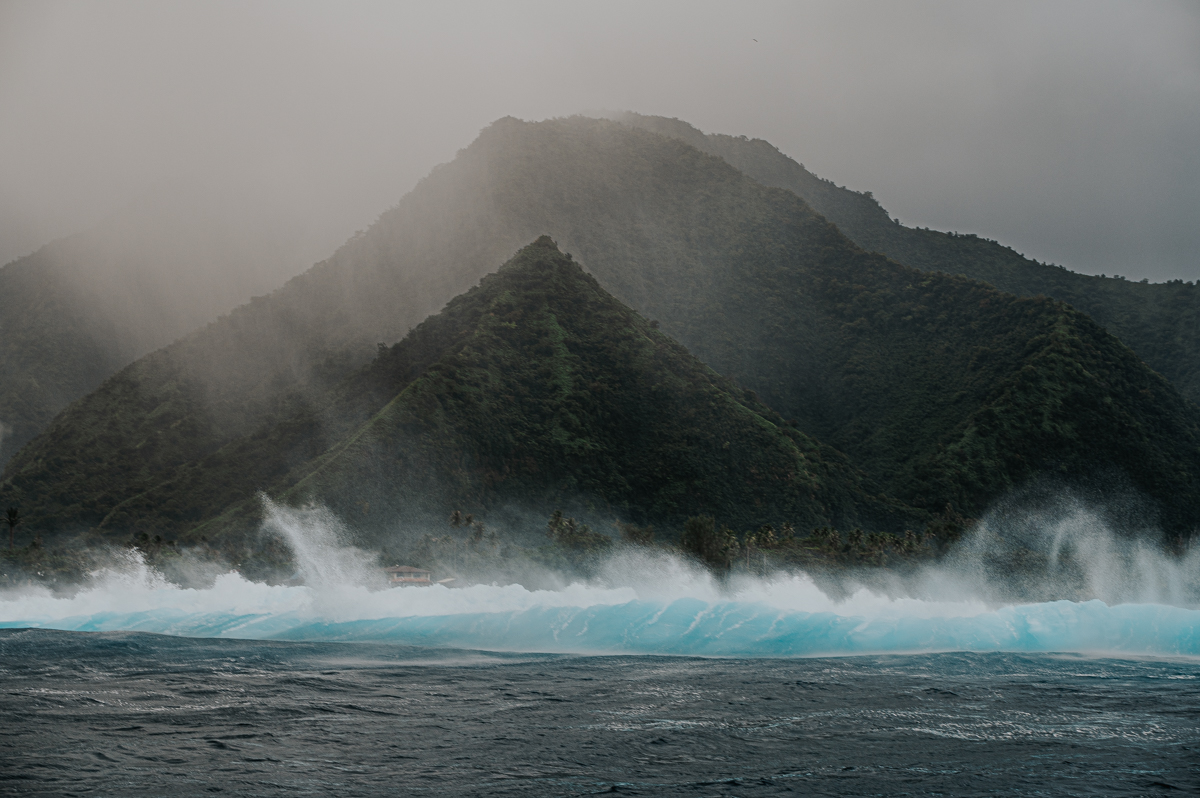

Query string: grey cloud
1 0 1197 280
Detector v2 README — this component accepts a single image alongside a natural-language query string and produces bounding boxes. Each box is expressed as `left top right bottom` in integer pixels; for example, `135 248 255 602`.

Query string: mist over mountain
0 185 335 466
5 9 1200 793
612 113 1200 405
75 238 915 545
5 115 1199 547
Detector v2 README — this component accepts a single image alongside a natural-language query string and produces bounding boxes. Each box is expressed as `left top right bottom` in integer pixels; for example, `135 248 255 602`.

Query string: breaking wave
1 501 1197 658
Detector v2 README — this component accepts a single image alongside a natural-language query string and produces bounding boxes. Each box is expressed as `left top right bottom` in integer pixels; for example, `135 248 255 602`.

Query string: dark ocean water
2 628 1197 797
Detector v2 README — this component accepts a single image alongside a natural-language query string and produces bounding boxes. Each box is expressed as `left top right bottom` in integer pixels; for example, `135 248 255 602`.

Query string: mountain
0 187 333 468
611 112 1200 405
67 237 914 543
5 115 1199 543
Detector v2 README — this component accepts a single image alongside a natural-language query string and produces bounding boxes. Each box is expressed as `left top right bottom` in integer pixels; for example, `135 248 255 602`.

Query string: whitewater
4 503 1199 796
2 500 1197 659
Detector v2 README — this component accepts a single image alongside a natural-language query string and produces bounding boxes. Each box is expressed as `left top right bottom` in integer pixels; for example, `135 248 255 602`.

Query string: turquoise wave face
269 599 1200 657
3 580 1197 658
3 501 1198 659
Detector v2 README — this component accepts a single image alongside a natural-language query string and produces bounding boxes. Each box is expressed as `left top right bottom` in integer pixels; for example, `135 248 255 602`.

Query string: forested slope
73 238 916 542
613 112 1200 403
6 116 1199 543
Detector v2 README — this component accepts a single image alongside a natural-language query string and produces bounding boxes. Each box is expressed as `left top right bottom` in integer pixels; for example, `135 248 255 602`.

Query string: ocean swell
3 499 1197 658
1 568 1196 658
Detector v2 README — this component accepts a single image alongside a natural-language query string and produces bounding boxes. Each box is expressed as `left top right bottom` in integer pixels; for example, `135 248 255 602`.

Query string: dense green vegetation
8 239 917 545
5 116 1199 549
378 510 940 591
614 112 1200 404
288 238 919 535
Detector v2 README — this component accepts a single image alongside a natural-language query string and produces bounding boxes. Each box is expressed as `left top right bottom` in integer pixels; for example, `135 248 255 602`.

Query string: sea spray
918 498 1200 607
1 548 1196 657
1 499 1197 657
1 573 1196 656
260 496 383 589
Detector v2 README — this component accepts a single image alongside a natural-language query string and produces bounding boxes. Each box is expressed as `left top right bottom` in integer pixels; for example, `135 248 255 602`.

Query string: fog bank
2 1 1197 280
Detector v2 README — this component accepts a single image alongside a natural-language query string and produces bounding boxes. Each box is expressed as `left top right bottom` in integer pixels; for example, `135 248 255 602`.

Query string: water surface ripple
1 629 1196 796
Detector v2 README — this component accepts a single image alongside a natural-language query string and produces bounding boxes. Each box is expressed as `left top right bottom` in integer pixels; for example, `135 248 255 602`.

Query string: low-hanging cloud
1 0 1197 281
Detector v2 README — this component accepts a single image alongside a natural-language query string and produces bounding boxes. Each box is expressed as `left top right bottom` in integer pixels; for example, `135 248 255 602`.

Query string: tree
547 509 565 539
752 524 778 572
811 526 841 550
865 531 892 564
616 521 654 545
926 503 973 543
547 510 610 552
847 528 865 551
5 507 20 550
679 516 734 569
743 529 758 569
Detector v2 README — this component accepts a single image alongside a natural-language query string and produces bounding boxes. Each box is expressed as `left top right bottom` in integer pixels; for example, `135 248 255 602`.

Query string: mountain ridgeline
86 238 915 541
612 112 1200 405
4 115 1200 546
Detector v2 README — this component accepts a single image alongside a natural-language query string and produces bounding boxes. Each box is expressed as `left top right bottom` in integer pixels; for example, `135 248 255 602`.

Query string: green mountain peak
6 115 1198 548
611 112 1200 408
52 236 914 544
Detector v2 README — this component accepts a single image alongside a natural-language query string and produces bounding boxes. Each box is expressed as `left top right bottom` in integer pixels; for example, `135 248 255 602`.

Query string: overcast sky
2 0 1198 280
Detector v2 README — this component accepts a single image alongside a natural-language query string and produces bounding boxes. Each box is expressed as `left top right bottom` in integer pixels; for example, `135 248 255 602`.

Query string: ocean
1 631 1196 796
2 509 1198 795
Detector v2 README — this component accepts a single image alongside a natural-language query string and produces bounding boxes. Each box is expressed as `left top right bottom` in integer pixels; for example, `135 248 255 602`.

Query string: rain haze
2 0 1198 283
6 6 1200 794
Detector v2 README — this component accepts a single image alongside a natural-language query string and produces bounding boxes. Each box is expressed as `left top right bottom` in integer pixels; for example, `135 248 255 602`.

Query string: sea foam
2 500 1196 658
1 562 1195 658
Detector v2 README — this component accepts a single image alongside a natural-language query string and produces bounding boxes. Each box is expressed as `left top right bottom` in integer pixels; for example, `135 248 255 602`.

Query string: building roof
385 565 432 574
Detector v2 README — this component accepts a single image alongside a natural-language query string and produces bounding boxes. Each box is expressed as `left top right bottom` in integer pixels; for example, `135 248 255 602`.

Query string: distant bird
753 38 758 42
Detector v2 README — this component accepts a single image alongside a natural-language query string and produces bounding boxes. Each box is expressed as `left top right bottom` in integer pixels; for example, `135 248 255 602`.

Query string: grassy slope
613 113 1200 404
5 117 1199 540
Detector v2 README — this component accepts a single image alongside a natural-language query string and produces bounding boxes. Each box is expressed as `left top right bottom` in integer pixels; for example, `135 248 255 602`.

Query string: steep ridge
5 116 1200 541
612 112 1200 403
91 238 914 541
0 191 318 467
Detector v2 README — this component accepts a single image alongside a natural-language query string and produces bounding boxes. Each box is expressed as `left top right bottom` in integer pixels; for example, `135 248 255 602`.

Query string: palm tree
5 507 20 550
